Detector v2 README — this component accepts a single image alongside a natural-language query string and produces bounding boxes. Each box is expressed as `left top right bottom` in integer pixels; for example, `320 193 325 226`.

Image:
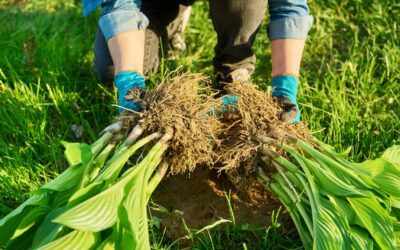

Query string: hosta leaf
115 213 138 250
11 205 50 239
66 180 106 208
32 207 68 248
350 226 374 250
38 163 85 192
291 138 373 190
51 187 79 209
119 141 165 250
329 196 364 227
96 235 115 250
304 158 368 197
381 145 400 168
355 159 400 197
0 194 48 246
391 197 400 209
53 177 129 231
62 141 93 166
393 220 400 232
37 230 98 250
5 223 38 250
314 198 350 250
348 197 396 249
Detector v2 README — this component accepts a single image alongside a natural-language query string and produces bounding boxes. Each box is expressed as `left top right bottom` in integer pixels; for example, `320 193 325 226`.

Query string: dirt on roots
118 73 311 240
119 73 223 174
215 83 312 187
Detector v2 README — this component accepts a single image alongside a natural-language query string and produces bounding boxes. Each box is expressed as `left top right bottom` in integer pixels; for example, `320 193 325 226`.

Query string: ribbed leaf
11 205 50 239
268 182 312 248
116 211 138 250
381 145 400 168
329 196 364 227
303 158 368 197
39 163 85 192
314 198 350 250
53 180 127 232
350 226 374 250
355 159 400 197
5 223 38 250
37 230 98 250
348 197 396 249
32 207 68 249
391 197 400 209
0 194 48 246
66 180 107 208
96 235 115 250
62 141 93 166
120 139 166 250
35 143 95 194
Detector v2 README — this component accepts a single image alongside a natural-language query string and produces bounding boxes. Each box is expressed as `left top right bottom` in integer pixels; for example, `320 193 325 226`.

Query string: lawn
0 0 399 249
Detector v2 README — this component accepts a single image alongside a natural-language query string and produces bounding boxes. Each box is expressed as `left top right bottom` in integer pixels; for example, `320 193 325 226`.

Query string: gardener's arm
268 0 313 123
97 0 148 113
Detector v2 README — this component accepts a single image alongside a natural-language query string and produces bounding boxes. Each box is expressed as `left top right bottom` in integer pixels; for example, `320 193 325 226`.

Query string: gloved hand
114 71 146 114
221 95 239 112
271 75 300 123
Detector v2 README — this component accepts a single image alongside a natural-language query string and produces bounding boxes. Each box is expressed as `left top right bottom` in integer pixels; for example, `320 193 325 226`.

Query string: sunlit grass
0 0 399 248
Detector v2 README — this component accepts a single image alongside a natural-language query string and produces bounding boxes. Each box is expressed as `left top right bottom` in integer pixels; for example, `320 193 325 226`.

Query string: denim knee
99 0 149 41
267 0 314 40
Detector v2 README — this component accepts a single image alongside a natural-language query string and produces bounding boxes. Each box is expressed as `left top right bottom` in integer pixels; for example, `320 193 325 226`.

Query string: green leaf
53 179 127 232
122 141 167 250
350 226 374 250
11 205 50 239
0 194 48 246
329 196 364 227
96 235 115 250
37 164 85 192
62 141 93 166
66 180 106 208
314 198 350 250
37 230 98 250
303 158 369 198
5 223 38 250
381 145 400 168
355 158 400 197
32 207 68 249
348 197 396 249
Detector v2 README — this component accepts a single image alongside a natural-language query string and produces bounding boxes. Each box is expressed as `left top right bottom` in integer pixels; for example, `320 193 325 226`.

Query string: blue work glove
221 95 239 112
271 75 300 123
114 71 146 114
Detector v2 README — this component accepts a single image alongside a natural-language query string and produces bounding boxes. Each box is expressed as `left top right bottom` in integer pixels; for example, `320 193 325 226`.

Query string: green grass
0 0 399 249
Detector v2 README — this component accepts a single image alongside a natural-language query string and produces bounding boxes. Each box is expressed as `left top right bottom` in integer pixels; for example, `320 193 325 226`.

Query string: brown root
118 73 311 184
118 73 222 174
215 83 312 186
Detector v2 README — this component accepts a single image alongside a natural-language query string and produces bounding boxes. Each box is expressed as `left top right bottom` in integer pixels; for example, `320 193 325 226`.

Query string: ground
0 0 399 249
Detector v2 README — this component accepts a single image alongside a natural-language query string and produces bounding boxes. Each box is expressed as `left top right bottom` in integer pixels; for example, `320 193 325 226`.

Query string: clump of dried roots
216 83 312 186
119 73 222 174
118 73 312 187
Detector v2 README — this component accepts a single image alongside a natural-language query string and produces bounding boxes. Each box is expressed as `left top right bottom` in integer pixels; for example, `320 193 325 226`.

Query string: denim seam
99 9 149 41
268 15 314 40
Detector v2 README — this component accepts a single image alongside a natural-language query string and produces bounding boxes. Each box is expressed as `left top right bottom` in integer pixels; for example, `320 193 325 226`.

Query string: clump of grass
258 135 400 249
0 74 222 250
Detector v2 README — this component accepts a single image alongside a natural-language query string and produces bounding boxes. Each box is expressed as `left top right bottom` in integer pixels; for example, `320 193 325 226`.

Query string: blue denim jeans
86 0 313 83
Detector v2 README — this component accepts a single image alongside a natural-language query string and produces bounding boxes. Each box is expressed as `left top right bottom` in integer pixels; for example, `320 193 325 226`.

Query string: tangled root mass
118 73 311 183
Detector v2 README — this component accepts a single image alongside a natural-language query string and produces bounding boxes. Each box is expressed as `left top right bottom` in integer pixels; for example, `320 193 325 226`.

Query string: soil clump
152 167 281 241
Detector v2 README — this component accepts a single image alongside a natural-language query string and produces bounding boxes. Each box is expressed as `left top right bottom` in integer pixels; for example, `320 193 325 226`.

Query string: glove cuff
114 71 146 90
271 75 298 104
